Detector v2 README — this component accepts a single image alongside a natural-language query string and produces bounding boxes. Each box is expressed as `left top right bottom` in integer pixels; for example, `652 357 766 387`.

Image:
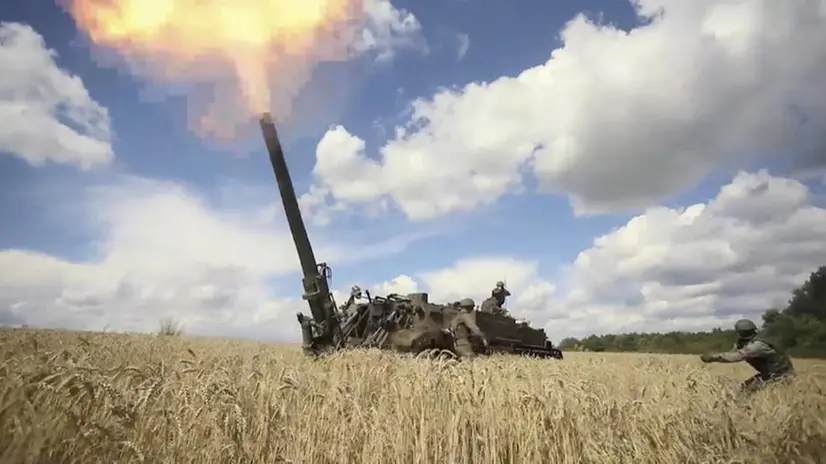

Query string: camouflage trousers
453 337 475 358
739 371 795 395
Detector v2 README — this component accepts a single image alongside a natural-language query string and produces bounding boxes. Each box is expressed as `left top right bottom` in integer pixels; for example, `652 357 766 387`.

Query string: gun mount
258 113 562 360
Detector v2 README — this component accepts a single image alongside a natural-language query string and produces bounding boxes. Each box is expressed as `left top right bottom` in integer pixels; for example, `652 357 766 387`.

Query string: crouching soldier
700 319 795 394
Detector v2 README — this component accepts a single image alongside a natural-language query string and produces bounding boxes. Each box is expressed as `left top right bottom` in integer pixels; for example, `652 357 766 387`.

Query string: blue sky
1 0 825 342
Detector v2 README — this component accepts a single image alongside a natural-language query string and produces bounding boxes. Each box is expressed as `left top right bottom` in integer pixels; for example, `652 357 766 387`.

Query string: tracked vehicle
258 113 562 359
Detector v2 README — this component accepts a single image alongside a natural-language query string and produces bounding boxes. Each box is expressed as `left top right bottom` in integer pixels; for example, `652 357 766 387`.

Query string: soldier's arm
740 340 774 359
711 349 745 363
710 341 772 363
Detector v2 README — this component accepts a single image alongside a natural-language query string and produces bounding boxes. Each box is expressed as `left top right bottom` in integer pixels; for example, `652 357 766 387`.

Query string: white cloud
0 6 432 335
4 171 823 343
546 170 826 339
305 0 826 221
355 0 426 62
326 257 556 330
418 257 552 312
0 22 113 169
325 171 826 342
456 33 470 59
337 258 553 310
374 274 419 295
0 176 428 339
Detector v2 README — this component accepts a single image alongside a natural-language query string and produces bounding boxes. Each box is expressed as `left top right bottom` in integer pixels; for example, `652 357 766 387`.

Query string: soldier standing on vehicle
700 319 796 394
491 281 511 308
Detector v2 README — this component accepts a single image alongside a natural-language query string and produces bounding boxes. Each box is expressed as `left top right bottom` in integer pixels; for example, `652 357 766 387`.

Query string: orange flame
64 0 365 139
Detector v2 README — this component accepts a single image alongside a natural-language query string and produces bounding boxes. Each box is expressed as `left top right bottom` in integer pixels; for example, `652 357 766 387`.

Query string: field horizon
2 329 825 463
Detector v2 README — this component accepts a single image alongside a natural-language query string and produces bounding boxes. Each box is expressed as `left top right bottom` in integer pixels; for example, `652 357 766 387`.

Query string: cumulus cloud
0 22 113 168
4 3 824 347
374 274 420 295
418 257 553 316
546 170 826 339
330 256 556 332
0 177 430 339
355 0 426 62
304 0 826 220
342 257 553 313
5 171 824 343
328 171 826 342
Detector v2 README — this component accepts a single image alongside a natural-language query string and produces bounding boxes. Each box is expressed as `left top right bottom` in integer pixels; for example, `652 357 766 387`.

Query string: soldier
479 281 512 316
339 285 364 317
458 297 476 312
491 281 511 308
350 285 363 300
700 319 796 394
451 298 488 357
297 313 322 355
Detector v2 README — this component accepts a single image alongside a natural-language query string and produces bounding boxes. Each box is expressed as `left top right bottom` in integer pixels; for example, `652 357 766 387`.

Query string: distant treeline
558 266 826 358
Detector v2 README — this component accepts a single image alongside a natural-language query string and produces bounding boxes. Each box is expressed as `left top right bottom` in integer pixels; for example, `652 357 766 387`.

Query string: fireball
64 0 365 138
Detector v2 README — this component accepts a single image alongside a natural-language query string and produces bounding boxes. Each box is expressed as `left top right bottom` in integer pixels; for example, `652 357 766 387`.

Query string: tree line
557 266 826 358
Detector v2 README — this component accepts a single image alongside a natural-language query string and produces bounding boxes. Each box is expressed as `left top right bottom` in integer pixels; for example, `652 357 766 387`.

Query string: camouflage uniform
491 281 511 308
340 285 363 317
479 282 511 315
452 298 488 357
700 319 795 394
479 298 496 314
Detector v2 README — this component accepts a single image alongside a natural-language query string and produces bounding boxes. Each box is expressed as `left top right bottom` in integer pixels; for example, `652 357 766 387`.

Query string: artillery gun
258 113 562 360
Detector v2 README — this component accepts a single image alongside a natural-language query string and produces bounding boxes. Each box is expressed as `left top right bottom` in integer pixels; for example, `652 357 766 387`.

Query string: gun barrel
259 113 318 277
259 113 330 327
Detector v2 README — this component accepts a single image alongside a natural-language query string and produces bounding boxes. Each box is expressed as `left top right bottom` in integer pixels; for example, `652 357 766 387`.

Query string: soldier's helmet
351 285 362 297
495 281 505 288
734 319 757 335
459 298 475 311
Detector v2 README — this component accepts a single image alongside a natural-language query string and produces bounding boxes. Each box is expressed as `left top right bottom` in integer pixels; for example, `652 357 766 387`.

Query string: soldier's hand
700 353 714 363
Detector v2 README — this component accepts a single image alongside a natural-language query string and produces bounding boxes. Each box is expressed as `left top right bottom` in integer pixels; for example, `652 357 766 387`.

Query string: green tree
761 266 826 357
558 265 826 358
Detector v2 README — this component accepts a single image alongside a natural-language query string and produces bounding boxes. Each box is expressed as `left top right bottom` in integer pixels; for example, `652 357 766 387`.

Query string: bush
157 317 183 336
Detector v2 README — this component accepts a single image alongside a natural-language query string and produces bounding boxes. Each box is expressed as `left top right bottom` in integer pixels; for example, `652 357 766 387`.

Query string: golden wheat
1 329 824 463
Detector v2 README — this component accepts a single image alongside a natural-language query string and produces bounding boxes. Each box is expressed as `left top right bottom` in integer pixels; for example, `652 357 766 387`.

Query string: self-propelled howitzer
258 113 562 359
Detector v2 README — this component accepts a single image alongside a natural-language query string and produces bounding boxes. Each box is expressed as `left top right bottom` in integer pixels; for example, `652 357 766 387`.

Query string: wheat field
1 329 825 464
